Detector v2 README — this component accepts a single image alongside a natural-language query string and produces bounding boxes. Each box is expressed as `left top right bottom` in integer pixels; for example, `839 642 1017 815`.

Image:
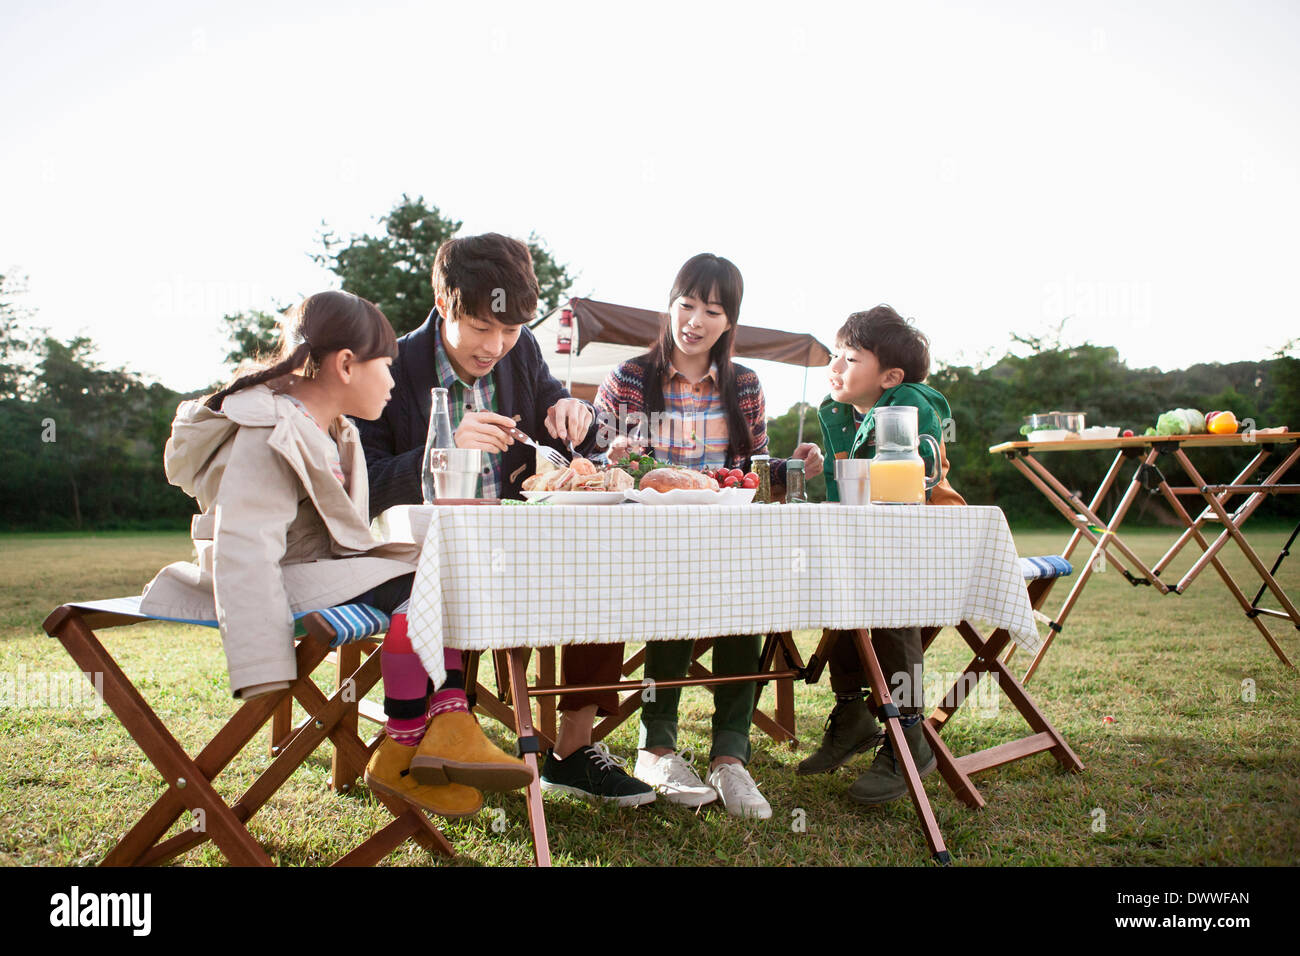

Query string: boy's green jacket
818 381 959 504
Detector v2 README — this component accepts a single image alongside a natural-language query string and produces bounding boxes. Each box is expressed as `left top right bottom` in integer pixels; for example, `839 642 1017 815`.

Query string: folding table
380 500 1053 866
988 431 1300 678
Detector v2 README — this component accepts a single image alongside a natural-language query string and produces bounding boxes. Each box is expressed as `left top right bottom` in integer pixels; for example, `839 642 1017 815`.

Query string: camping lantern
557 308 573 354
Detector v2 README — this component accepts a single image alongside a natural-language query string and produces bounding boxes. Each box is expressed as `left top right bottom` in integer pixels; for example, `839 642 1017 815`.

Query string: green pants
827 627 925 716
639 635 762 764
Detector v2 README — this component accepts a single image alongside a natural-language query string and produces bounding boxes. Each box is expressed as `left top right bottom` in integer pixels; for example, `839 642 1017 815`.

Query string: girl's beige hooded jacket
139 385 420 696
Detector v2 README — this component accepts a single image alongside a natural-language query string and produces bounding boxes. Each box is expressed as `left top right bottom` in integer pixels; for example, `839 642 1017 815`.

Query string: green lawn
1 527 1297 866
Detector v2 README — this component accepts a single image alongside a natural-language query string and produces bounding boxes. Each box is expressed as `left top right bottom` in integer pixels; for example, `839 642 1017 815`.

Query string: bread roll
640 467 719 493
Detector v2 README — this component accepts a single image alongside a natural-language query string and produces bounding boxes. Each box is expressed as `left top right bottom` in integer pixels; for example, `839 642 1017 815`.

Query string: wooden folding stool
804 557 1084 812
269 634 385 793
42 598 454 867
589 635 804 748
472 635 804 751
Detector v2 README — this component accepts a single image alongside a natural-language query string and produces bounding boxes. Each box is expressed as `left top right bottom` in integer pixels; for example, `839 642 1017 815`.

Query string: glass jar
750 455 772 503
786 459 807 503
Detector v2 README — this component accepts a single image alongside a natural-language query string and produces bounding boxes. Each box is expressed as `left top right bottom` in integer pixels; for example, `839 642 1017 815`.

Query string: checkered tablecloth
375 503 1039 690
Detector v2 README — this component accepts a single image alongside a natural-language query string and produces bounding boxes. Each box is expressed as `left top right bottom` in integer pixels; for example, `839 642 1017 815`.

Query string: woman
591 253 823 818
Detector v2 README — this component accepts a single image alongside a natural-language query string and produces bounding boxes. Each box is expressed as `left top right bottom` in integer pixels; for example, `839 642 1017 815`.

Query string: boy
357 233 654 806
798 305 965 804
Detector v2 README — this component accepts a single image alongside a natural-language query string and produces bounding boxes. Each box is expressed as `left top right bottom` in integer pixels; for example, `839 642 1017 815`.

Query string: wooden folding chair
269 635 385 793
42 598 455 866
804 556 1084 812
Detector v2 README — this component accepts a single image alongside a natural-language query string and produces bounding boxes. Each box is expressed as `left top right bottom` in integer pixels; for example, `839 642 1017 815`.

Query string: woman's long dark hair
205 291 397 410
641 253 753 461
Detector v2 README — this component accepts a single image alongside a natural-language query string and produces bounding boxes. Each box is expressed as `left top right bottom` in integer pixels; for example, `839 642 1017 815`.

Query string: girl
589 253 824 818
139 290 531 820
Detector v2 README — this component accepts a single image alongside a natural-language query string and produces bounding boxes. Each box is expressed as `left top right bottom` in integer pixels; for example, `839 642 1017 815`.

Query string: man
357 232 654 806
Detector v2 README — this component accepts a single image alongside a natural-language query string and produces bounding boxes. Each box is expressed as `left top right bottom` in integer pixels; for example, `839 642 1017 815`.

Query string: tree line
766 335 1299 522
2 196 1296 530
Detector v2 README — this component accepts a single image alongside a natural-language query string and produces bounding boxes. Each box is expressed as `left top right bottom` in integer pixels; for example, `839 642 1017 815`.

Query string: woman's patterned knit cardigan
595 355 788 481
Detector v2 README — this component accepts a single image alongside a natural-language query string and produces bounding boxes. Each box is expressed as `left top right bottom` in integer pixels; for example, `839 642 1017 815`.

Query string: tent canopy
530 296 832 389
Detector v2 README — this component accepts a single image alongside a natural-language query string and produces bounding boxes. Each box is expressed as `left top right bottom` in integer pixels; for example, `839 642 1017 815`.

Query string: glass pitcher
869 406 941 504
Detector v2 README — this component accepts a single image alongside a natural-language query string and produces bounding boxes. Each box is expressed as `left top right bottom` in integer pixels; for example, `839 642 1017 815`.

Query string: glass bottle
429 388 454 449
422 387 455 503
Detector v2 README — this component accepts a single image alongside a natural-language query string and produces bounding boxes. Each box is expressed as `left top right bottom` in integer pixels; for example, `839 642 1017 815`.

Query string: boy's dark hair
836 305 931 382
432 233 539 326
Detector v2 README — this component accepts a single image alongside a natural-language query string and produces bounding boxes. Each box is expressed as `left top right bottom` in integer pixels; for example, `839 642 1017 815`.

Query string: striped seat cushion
314 604 391 646
63 596 390 646
1019 555 1073 581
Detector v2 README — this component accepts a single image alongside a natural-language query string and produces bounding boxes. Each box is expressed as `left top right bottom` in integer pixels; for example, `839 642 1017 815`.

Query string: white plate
520 490 627 505
1028 429 1069 442
624 487 758 506
1080 426 1120 439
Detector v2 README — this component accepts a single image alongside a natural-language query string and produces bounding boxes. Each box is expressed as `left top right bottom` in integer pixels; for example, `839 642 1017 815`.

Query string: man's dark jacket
356 312 599 519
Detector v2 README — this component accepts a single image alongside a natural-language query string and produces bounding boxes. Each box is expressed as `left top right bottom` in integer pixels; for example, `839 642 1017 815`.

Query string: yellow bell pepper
1207 411 1238 435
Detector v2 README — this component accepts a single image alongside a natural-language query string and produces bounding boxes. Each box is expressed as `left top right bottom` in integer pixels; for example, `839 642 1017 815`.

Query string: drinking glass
423 448 483 502
835 458 872 505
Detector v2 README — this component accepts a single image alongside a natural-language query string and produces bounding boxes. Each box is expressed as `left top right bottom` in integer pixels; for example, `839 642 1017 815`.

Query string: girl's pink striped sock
386 715 427 747
382 612 429 746
429 648 470 719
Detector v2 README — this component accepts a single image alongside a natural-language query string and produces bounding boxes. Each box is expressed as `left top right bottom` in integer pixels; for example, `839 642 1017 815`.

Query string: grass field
1 527 1298 867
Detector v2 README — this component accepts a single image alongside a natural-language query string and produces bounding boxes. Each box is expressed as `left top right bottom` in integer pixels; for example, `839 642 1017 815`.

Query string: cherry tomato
724 475 740 488
745 472 757 482
729 469 743 481
742 474 759 489
1122 429 1134 438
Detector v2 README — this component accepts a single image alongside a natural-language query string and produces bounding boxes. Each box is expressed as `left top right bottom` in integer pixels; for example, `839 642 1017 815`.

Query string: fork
510 427 569 469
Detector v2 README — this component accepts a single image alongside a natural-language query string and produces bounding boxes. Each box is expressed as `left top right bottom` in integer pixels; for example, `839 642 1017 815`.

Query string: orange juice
869 458 925 503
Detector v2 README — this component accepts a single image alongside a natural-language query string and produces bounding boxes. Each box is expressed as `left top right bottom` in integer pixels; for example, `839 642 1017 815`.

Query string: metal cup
424 448 483 502
835 458 872 506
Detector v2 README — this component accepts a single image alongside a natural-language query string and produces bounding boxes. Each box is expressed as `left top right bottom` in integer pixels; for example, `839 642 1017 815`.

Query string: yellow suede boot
364 736 483 818
410 710 535 791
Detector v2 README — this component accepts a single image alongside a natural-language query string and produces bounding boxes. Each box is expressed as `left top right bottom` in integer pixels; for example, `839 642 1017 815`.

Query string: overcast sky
2 0 1297 414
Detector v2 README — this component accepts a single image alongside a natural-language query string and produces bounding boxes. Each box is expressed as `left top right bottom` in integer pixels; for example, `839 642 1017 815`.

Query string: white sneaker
634 749 718 807
707 763 773 819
